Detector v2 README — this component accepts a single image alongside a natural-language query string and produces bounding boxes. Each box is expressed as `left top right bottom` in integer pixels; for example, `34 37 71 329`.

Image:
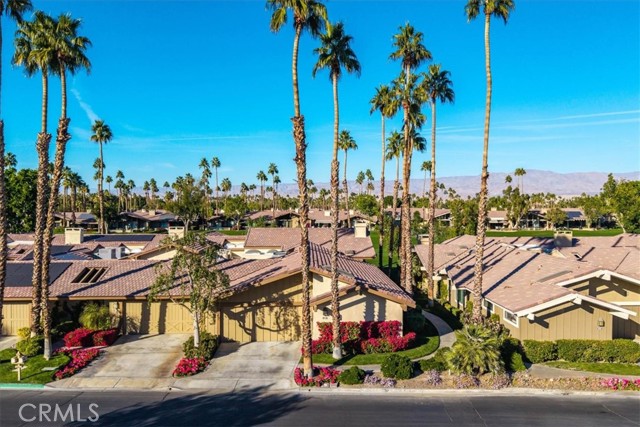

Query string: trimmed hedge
183 332 219 360
501 338 527 372
523 340 557 363
338 366 366 385
381 354 414 380
419 347 451 372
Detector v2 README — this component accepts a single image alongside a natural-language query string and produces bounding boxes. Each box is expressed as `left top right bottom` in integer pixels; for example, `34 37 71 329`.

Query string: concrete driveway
173 341 300 392
50 334 189 390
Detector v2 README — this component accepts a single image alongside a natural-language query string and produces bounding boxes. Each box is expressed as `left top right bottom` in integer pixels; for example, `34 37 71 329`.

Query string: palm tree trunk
330 74 342 360
427 101 437 305
31 72 51 336
400 102 411 292
378 115 385 269
99 142 105 234
0 121 7 334
343 151 351 227
292 24 313 377
388 156 400 275
472 12 493 323
214 168 219 215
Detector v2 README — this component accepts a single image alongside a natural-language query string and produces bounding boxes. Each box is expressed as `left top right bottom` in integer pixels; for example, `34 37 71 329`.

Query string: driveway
49 334 189 390
173 341 300 392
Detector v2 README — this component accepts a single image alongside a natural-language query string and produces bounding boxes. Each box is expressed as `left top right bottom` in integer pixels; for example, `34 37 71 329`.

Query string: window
503 309 519 327
456 289 466 307
72 267 107 284
483 299 494 315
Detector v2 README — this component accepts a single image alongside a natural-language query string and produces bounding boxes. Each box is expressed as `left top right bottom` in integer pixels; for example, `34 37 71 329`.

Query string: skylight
72 267 107 284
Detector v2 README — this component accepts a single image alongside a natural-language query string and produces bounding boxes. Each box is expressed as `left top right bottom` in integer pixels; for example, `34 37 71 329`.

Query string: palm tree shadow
68 387 307 427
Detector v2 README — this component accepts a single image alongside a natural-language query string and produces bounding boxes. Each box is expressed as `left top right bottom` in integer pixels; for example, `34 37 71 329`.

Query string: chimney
418 234 429 245
349 209 354 215
324 210 331 217
490 207 498 212
554 230 573 248
148 209 156 216
168 226 186 240
354 221 368 238
65 228 84 245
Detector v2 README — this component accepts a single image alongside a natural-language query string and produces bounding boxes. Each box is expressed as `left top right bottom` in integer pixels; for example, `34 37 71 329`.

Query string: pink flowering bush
173 357 208 377
92 328 119 347
55 348 101 380
294 367 340 387
600 377 640 391
63 328 94 348
311 321 415 355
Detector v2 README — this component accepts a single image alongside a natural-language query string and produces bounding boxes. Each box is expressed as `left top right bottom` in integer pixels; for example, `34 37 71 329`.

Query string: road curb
0 383 45 390
294 386 639 398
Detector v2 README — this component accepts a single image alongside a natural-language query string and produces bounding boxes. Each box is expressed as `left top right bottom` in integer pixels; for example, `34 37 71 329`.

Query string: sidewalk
527 363 640 380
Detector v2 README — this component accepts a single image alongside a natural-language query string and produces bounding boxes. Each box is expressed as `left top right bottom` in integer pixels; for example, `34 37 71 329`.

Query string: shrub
523 340 557 363
55 348 101 380
312 321 415 355
447 325 503 375
79 303 113 331
600 378 640 391
381 354 414 380
16 336 43 357
173 357 208 377
52 321 77 339
363 374 396 388
338 366 366 385
556 339 597 362
92 328 119 347
419 357 447 373
501 338 526 372
183 332 219 360
63 328 94 348
294 367 339 387
453 373 480 389
423 369 442 386
486 372 512 389
583 339 640 364
17 327 31 340
404 310 426 334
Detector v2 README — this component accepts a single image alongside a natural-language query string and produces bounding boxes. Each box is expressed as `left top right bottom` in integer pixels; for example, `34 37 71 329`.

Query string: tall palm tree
13 10 56 336
390 23 431 293
514 167 526 193
91 120 112 234
115 169 124 210
466 0 515 322
312 20 360 360
256 170 267 211
420 160 432 220
385 130 403 275
338 130 357 227
0 0 32 335
210 157 221 215
423 64 454 304
267 162 279 214
199 158 211 217
370 84 399 269
267 0 328 377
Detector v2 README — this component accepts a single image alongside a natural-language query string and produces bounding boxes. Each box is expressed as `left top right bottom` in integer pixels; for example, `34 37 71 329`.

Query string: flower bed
294 367 339 387
93 328 119 347
600 377 640 391
173 357 208 377
54 348 101 380
311 321 416 355
63 328 94 348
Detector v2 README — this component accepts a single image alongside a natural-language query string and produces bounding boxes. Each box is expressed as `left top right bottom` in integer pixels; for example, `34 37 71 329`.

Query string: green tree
90 120 112 234
338 130 357 226
267 162 278 213
353 194 377 217
609 179 640 233
224 196 248 230
5 161 37 232
446 324 503 375
385 130 403 274
211 157 221 214
0 0 33 336
267 0 328 377
149 233 229 349
256 170 267 211
170 174 204 231
465 0 515 323
370 84 399 269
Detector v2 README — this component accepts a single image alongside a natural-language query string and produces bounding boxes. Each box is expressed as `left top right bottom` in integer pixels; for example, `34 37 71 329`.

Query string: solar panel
6 263 71 287
93 234 155 243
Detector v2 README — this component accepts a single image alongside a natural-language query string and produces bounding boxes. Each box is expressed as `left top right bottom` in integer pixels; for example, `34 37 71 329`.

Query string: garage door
1 302 31 336
125 301 194 334
222 304 301 342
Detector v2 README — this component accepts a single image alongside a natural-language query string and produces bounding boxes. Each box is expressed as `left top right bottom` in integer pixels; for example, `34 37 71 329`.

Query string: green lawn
218 229 248 236
0 349 70 384
486 229 623 238
544 361 640 376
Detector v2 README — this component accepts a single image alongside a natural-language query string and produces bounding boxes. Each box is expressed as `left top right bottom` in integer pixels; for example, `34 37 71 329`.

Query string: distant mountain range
257 170 640 198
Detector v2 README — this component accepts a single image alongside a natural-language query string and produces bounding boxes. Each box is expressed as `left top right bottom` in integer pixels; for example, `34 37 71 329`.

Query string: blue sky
3 0 639 189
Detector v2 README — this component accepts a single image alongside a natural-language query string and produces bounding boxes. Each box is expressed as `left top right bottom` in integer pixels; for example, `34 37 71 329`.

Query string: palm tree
105 175 112 193
312 20 360 360
91 120 112 234
370 84 399 269
420 160 432 219
423 64 454 304
267 162 279 214
267 0 328 377
390 23 432 293
318 188 328 210
13 10 56 336
256 170 267 211
385 130 403 275
220 177 232 204
115 169 124 210
514 167 526 193
338 130 357 227
211 157 221 214
199 158 212 217
0 0 32 335
465 0 515 322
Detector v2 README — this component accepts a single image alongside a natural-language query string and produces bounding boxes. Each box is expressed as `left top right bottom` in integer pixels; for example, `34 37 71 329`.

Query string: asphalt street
0 389 638 427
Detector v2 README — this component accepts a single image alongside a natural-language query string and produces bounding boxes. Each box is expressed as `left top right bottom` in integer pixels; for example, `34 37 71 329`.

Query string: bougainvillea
294 367 340 387
172 357 208 377
92 329 119 347
55 348 101 380
311 321 415 355
600 377 640 391
63 328 94 348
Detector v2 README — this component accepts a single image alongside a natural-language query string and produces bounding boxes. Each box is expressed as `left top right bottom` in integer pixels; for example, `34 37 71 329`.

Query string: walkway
527 363 640 380
0 337 18 352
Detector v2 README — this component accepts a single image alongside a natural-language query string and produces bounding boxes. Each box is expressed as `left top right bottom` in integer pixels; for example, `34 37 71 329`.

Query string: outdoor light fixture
597 318 605 328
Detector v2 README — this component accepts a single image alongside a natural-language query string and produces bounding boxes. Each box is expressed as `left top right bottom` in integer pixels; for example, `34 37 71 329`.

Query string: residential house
53 212 98 230
118 209 181 231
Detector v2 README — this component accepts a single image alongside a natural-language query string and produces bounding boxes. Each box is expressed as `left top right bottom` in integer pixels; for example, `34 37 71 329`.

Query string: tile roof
246 209 299 221
120 209 177 222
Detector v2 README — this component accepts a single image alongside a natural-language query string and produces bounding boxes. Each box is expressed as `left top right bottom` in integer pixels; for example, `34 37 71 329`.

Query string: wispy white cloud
71 88 99 123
